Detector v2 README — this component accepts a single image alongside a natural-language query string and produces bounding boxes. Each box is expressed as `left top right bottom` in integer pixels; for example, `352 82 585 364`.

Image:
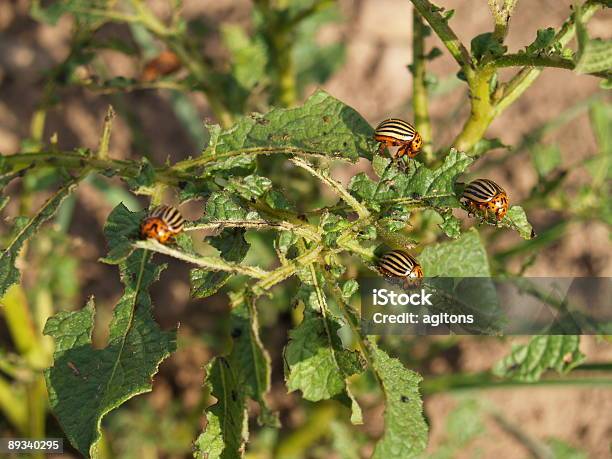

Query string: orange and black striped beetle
140 205 185 244
377 249 423 288
461 178 509 221
374 118 423 160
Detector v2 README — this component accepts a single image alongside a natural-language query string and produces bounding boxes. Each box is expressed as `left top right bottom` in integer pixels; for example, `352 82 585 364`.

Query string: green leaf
194 357 247 459
341 280 359 300
124 158 156 194
471 32 507 62
100 203 146 265
30 0 111 25
44 251 177 457
370 343 428 459
469 138 508 157
530 143 561 177
493 335 585 382
205 191 250 220
0 180 78 297
190 229 250 298
195 90 377 171
435 209 462 239
418 231 503 333
353 149 472 209
525 27 556 54
574 6 612 74
221 25 268 91
227 292 275 426
285 313 361 401
320 212 352 247
546 438 588 459
501 206 535 240
419 228 490 277
226 175 273 201
293 3 345 92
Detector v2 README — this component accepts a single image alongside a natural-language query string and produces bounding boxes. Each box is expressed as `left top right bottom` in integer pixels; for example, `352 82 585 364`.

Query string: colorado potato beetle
374 118 423 160
377 250 423 287
141 50 182 82
461 178 509 221
139 205 185 244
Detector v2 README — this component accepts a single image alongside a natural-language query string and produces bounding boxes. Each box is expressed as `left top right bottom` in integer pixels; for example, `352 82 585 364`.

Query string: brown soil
1 1 611 458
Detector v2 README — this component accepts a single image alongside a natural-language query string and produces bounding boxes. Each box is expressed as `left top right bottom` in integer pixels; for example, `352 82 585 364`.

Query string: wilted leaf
493 335 585 382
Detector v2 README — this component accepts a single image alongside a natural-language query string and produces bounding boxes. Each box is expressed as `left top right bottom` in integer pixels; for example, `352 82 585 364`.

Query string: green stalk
422 371 612 395
452 64 497 152
0 375 27 434
412 11 433 162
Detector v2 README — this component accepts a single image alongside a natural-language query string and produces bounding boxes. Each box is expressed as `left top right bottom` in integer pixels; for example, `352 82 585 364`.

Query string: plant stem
253 244 323 293
412 11 434 162
187 219 320 242
495 0 602 115
409 0 473 71
289 157 370 219
488 0 517 42
173 146 333 171
422 370 612 395
453 64 496 152
133 240 269 278
494 54 575 69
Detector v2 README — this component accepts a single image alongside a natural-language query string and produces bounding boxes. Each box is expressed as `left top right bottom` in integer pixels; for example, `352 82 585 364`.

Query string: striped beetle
374 118 423 161
461 178 509 221
140 205 185 244
377 250 423 288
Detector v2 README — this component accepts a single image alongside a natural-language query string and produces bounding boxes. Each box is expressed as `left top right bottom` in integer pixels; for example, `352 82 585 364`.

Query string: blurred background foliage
0 0 611 458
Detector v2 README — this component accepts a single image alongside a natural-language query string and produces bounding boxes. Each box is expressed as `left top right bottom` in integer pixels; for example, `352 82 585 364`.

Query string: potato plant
0 1 610 458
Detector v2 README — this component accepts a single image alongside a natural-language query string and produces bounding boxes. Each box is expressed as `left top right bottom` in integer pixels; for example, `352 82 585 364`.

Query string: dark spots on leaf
178 181 188 189
322 115 330 123
231 328 242 339
324 264 331 271
342 142 348 147
250 198 257 203
256 118 270 125
401 395 410 403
